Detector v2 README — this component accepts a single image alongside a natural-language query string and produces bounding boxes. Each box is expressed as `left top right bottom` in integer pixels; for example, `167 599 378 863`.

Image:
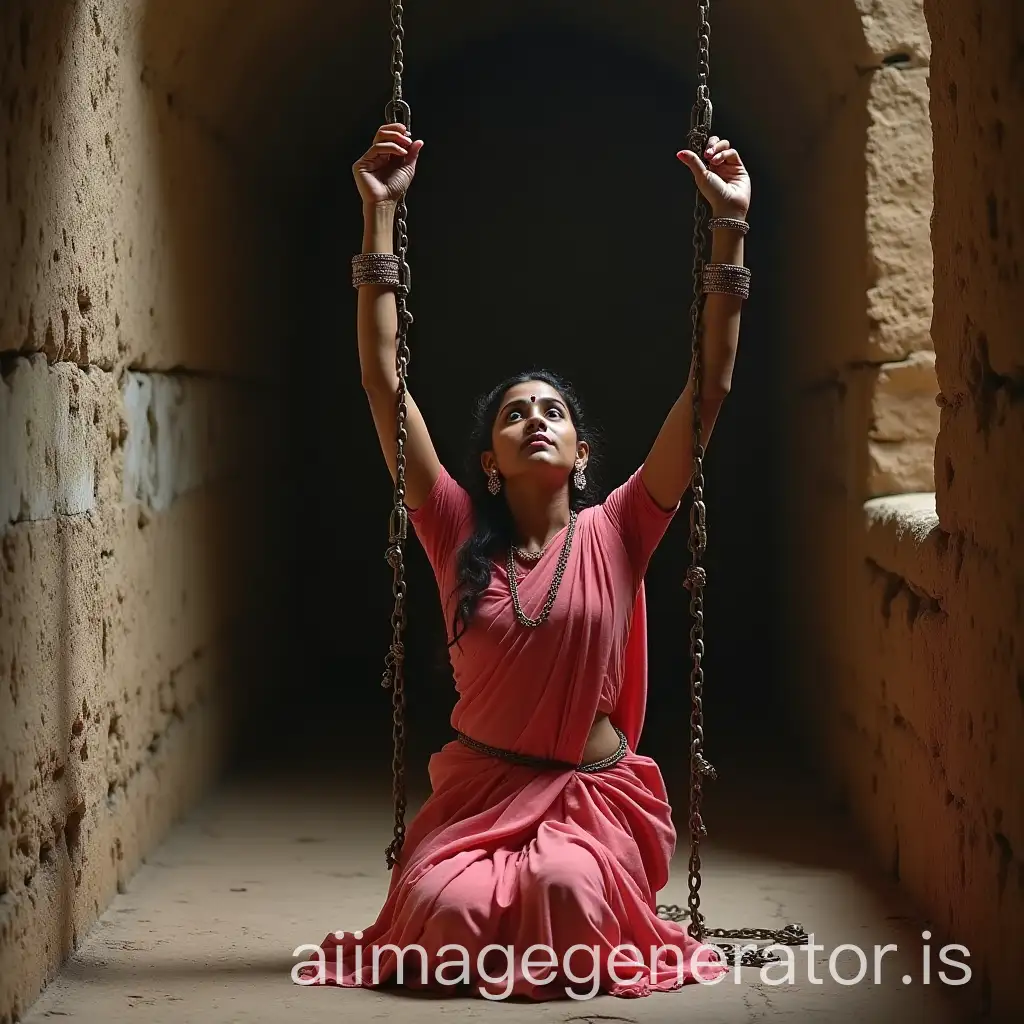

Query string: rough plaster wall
840 1 1023 1018
0 2 275 1020
0 2 261 373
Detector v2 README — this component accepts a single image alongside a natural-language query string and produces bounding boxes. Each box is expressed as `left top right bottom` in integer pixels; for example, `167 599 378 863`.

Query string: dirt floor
24 767 978 1023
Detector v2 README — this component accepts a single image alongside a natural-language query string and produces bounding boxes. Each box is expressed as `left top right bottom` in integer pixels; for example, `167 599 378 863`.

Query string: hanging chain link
658 0 810 968
682 0 714 955
380 0 413 872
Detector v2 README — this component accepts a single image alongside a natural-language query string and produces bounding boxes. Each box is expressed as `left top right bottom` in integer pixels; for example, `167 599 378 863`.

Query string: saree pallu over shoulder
403 465 674 764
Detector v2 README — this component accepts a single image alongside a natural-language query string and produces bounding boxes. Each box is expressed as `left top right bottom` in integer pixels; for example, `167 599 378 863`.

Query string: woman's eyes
508 406 562 422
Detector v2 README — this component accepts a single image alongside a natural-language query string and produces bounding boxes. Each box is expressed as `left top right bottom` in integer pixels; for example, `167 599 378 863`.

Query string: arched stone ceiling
139 0 929 186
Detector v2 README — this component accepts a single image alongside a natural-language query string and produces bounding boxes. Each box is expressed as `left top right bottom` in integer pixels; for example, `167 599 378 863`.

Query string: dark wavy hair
446 368 602 647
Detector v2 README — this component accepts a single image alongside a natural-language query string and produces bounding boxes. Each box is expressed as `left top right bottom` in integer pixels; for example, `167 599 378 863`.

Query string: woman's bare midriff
581 712 621 765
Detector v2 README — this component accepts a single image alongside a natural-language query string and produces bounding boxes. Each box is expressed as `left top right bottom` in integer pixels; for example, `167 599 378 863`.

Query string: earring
487 468 502 495
573 460 586 490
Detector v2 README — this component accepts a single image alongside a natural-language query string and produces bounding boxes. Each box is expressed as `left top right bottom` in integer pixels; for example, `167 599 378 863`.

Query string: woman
296 122 750 1000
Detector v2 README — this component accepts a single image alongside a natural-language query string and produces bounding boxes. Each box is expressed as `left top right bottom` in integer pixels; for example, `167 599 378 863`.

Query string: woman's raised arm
640 133 752 513
353 125 439 511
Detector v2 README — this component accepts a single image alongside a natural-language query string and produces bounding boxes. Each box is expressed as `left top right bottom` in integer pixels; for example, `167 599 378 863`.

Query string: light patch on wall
121 371 237 510
0 355 98 524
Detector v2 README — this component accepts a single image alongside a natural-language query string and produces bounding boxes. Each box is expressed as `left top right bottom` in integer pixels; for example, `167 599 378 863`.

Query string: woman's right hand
352 123 424 208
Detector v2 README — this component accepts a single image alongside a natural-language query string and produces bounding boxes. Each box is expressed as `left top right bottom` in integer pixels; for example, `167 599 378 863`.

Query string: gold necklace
513 544 547 563
513 531 561 562
506 511 577 628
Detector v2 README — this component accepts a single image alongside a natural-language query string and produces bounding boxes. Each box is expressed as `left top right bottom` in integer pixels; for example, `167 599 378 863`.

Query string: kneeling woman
298 121 751 999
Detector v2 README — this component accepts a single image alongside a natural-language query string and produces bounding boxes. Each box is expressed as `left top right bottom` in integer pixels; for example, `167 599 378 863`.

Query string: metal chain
665 0 809 969
506 511 578 627
680 0 713 952
380 0 413 872
656 903 809 968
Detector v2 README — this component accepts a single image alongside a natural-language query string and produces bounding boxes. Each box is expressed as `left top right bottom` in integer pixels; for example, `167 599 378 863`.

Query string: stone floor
25 767 981 1023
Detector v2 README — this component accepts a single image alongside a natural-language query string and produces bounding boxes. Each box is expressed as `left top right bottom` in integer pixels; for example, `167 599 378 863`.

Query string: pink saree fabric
297 466 726 998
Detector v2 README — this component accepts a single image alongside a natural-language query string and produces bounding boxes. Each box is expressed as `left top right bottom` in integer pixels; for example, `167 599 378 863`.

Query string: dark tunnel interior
231 25 812 810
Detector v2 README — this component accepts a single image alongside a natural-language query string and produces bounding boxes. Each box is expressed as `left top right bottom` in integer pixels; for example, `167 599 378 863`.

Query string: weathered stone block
870 350 940 441
855 0 932 63
866 67 934 362
868 438 935 495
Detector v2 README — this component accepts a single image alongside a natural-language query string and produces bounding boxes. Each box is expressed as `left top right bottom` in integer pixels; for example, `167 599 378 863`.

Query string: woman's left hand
677 135 751 220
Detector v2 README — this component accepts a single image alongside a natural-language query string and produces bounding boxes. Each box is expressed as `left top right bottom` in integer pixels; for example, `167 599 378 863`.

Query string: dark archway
245 26 795 806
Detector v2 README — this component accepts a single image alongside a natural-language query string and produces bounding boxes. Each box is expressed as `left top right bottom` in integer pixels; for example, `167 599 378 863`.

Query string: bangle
707 216 749 235
352 252 399 288
701 262 750 299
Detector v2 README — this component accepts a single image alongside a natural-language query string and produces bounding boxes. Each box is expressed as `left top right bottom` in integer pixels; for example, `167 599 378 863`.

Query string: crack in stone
564 1016 639 1024
742 984 775 1020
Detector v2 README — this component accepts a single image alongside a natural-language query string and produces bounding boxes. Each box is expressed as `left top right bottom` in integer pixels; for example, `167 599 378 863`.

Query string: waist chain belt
455 726 628 773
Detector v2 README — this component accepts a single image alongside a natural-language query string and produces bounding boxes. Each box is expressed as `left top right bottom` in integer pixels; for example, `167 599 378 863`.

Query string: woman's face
482 380 587 487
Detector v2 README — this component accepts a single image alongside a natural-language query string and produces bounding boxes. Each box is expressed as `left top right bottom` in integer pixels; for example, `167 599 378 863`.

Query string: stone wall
788 1 1023 1018
0 3 277 1020
857 1 1022 1016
